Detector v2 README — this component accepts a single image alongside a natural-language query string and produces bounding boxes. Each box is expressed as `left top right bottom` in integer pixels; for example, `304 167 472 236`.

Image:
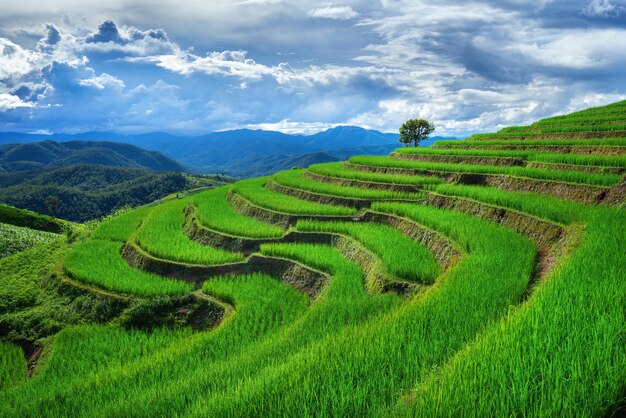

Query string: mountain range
0 140 184 173
0 127 458 177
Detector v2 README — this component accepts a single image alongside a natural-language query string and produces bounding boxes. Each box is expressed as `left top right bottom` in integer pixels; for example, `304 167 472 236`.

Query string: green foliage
0 273 311 415
399 119 435 147
1 99 624 417
0 342 25 391
396 147 626 168
134 199 244 265
44 195 59 217
296 220 440 283
188 204 534 416
0 203 63 233
307 162 442 186
63 240 192 296
0 165 191 222
0 241 125 342
404 208 626 416
192 187 284 238
272 169 425 200
433 184 588 224
232 177 357 216
90 206 152 242
0 223 60 258
434 137 626 147
349 155 621 186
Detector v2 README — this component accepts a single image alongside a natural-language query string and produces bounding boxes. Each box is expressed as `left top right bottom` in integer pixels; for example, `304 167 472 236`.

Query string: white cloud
235 119 345 135
0 93 34 110
131 50 274 79
583 0 620 17
78 73 125 90
308 6 359 20
0 38 43 81
1 6 626 136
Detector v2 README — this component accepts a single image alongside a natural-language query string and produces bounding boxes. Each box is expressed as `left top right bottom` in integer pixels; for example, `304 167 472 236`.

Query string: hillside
0 165 232 222
0 204 64 258
0 101 624 416
0 128 458 177
0 140 185 173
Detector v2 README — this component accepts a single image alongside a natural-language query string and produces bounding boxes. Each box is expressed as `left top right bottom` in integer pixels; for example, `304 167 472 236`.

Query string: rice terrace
0 2 625 417
0 99 623 416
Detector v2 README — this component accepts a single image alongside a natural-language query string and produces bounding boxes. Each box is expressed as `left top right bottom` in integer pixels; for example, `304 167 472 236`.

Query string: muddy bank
430 145 626 156
391 152 525 167
425 193 564 248
362 211 462 272
470 131 626 140
122 242 248 283
266 179 372 209
345 163 604 203
525 162 625 175
227 191 360 228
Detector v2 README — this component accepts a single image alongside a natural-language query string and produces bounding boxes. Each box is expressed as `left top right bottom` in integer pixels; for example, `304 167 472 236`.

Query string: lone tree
399 119 435 147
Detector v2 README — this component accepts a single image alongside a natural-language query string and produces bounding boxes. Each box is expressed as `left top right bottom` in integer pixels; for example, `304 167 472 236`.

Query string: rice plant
192 187 284 238
183 203 535 416
134 199 244 265
272 169 425 200
402 206 626 417
349 155 621 186
433 137 626 147
231 177 357 216
62 239 193 296
0 342 25 391
307 162 442 186
91 206 152 242
395 147 626 168
296 220 440 283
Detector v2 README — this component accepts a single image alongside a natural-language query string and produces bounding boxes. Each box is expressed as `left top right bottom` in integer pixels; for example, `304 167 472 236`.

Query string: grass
0 223 60 258
272 169 425 200
433 184 586 224
349 155 621 186
402 206 625 416
433 137 626 147
0 239 128 343
90 206 152 242
534 115 626 126
192 187 284 238
134 199 244 265
296 220 440 283
307 162 442 186
0 273 311 416
0 203 63 233
395 147 626 168
184 203 535 416
2 100 624 416
62 239 193 296
232 177 357 216
0 342 25 391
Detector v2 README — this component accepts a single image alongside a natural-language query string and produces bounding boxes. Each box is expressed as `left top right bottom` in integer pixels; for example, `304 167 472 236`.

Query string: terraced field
1 101 625 416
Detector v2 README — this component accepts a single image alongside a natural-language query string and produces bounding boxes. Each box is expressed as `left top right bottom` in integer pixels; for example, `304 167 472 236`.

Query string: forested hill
0 140 185 173
0 165 192 222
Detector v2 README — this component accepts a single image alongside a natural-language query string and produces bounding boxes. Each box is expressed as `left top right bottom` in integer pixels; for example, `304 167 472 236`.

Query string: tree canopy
399 119 435 147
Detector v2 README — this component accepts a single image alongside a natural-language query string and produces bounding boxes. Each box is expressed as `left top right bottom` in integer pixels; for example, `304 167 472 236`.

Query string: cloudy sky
1 0 625 136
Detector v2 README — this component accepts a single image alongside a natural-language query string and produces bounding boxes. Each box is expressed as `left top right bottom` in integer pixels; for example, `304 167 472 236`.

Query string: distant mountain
0 140 184 173
0 127 460 177
236 152 342 178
